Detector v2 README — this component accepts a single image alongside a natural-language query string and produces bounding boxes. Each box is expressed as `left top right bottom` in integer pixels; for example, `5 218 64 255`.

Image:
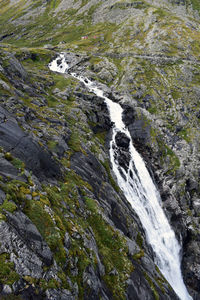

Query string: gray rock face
0 212 54 285
0 106 62 181
0 156 26 181
0 221 44 278
46 289 75 300
6 211 53 265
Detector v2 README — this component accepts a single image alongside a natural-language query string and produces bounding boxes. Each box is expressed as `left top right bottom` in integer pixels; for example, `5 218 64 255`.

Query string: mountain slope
0 0 200 299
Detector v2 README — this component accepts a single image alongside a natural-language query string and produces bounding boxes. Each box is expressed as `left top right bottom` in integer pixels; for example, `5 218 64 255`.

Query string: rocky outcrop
0 106 62 181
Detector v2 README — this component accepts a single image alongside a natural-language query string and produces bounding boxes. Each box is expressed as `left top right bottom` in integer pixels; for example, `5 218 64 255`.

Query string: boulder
115 132 130 149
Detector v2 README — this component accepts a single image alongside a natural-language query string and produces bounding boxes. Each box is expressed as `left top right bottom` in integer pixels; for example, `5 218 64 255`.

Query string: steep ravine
49 52 193 300
0 0 200 299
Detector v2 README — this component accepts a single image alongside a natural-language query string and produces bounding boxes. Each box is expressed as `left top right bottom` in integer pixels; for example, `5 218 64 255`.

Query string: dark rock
12 278 26 294
19 285 45 300
0 188 6 205
0 157 26 181
122 105 136 126
116 148 131 172
83 265 110 300
122 107 151 147
115 132 130 149
70 150 107 192
7 56 28 80
186 178 199 193
126 267 179 300
76 93 112 133
0 106 62 181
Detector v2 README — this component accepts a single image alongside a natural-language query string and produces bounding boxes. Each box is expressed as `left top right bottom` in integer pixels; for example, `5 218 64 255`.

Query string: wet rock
193 199 200 215
115 132 130 149
117 149 131 171
183 240 200 298
126 268 179 300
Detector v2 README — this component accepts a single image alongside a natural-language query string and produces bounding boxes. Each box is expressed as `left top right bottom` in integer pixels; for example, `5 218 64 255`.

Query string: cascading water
49 54 192 300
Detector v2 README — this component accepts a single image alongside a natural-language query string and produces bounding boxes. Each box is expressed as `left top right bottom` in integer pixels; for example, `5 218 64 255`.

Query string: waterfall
49 54 192 300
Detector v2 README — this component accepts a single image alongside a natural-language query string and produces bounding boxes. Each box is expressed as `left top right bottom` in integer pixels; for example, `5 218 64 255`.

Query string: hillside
0 0 200 299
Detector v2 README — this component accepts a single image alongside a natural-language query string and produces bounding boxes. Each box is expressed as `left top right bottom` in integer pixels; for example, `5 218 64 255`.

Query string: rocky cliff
0 0 199 299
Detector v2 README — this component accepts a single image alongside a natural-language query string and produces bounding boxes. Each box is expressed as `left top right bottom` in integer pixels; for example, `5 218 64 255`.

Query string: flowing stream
49 54 192 300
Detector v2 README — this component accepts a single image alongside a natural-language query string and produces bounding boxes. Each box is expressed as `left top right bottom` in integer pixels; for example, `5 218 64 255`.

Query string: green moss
47 140 58 151
165 145 180 173
85 197 133 299
155 265 172 293
0 200 17 214
190 0 200 12
101 160 120 193
0 253 20 285
177 128 192 143
171 90 181 100
85 196 98 213
153 8 169 18
144 272 160 300
95 131 107 145
132 249 144 260
11 158 25 170
68 131 82 152
24 199 66 265
136 232 143 248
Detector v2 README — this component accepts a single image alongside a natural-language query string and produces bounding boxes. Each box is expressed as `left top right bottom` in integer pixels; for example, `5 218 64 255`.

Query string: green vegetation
136 232 143 248
0 253 20 285
85 197 133 299
0 200 17 214
190 0 200 12
101 160 120 193
144 272 160 300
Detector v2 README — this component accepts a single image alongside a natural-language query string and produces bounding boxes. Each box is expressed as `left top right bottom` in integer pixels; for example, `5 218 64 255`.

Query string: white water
49 54 192 300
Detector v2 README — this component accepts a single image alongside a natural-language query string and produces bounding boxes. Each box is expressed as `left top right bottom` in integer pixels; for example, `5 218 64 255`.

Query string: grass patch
85 197 133 300
0 253 20 285
101 160 120 193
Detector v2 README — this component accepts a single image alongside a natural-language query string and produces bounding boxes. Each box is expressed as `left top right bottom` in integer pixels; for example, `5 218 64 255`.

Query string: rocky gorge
0 0 200 299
